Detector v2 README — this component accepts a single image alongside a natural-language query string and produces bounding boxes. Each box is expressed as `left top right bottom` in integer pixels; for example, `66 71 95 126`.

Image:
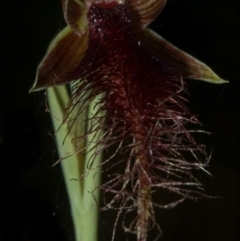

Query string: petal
127 0 167 29
30 26 88 92
137 28 228 84
62 0 88 35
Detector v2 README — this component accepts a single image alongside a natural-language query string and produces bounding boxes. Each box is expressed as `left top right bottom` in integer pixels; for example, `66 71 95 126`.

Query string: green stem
47 86 103 241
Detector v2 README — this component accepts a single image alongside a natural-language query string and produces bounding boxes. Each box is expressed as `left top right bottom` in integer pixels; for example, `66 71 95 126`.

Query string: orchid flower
30 0 227 241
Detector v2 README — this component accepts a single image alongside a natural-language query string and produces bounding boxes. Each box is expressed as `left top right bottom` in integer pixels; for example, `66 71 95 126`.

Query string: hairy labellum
59 3 208 240
30 0 227 240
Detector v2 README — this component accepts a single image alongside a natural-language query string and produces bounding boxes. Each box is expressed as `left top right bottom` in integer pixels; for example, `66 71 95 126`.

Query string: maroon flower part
31 0 226 240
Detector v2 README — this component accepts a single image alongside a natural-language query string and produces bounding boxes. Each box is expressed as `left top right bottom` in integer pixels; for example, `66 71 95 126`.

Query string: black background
1 0 239 240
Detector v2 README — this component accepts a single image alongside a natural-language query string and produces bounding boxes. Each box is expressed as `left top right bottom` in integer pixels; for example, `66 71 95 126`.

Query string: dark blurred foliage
1 0 239 241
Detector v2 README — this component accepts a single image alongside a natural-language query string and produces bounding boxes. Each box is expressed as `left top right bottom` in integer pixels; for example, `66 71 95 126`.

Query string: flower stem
47 86 103 241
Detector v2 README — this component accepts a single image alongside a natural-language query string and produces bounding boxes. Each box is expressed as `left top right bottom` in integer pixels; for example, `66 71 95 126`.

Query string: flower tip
205 78 229 84
29 81 38 93
29 84 39 93
188 75 229 84
29 85 43 93
29 87 34 93
29 75 48 93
